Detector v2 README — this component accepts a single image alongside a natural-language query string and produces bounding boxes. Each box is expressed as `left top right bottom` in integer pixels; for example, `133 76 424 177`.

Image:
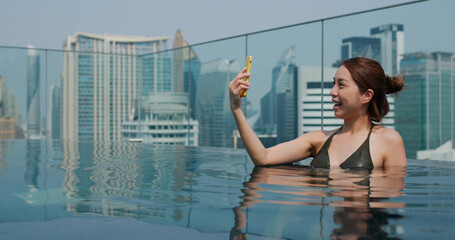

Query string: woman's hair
341 57 404 122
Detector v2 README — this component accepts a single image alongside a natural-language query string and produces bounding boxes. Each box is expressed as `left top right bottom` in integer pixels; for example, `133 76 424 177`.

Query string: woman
229 57 406 168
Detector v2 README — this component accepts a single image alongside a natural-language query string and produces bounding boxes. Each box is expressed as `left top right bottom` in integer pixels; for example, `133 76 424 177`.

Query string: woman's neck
341 115 372 135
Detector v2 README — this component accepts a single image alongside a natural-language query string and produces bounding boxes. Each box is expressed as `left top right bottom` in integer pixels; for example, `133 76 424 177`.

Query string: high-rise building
62 32 171 141
0 75 19 139
255 46 297 141
397 51 454 159
27 46 41 138
277 88 297 143
297 65 395 135
370 24 404 75
172 30 201 119
48 84 62 139
341 37 381 63
121 92 198 146
195 58 239 147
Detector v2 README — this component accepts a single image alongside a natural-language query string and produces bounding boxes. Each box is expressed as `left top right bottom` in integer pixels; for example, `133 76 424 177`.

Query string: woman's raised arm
229 68 316 165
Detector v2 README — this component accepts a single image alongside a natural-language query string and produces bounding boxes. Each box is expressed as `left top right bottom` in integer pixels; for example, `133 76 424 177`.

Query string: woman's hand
229 67 251 112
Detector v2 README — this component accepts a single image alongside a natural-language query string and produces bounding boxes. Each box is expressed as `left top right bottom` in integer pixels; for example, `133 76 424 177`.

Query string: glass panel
323 0 455 159
137 48 191 146
0 46 47 140
191 37 246 148
247 23 322 149
45 50 64 140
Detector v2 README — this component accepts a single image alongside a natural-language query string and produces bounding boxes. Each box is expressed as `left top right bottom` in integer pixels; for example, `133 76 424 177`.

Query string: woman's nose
330 85 337 97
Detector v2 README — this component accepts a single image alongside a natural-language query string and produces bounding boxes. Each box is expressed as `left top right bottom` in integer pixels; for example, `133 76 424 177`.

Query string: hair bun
385 75 404 94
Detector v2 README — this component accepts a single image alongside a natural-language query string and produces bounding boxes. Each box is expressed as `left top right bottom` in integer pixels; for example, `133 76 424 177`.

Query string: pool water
0 139 454 239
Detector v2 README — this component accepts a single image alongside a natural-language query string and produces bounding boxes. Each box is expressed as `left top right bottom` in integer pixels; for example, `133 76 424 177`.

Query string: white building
370 24 404 75
417 141 455 161
121 93 198 146
62 32 171 142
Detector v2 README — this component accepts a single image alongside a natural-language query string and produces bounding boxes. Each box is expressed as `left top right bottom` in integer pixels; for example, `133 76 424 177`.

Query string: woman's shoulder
372 125 404 143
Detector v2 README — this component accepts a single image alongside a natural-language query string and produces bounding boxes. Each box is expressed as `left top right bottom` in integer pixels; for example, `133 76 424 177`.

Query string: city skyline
0 1 453 160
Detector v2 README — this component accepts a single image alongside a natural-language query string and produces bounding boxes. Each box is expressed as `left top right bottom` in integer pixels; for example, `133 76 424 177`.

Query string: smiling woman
229 57 406 169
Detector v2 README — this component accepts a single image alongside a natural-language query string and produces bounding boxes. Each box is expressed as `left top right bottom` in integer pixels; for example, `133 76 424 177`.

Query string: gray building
341 37 381 63
255 45 297 143
370 24 404 75
195 58 239 148
48 84 62 139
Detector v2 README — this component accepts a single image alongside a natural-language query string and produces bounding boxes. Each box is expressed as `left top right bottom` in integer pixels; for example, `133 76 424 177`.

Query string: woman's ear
362 89 374 104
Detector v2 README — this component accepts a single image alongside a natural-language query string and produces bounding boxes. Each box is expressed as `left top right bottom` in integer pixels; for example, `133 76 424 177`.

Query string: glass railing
0 0 453 160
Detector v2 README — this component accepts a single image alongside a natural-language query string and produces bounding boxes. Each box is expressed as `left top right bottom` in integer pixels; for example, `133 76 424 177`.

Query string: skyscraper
195 58 239 147
121 92 199 146
370 24 404 75
255 45 297 141
172 30 201 119
0 75 17 139
397 51 454 158
340 37 381 63
62 32 171 141
48 84 62 139
27 46 41 139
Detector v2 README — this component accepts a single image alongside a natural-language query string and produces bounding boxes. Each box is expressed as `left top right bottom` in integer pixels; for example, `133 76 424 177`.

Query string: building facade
121 93 198 146
255 45 298 142
397 51 454 159
370 24 404 75
48 84 62 139
62 32 171 141
195 58 239 148
172 30 201 119
341 37 381 63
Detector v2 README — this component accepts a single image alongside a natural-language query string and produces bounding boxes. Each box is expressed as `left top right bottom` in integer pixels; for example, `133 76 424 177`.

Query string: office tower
0 76 18 139
121 92 199 146
255 46 298 141
0 76 5 116
397 52 454 159
340 37 381 63
48 85 62 139
195 58 239 147
27 46 41 138
62 32 171 141
297 65 395 135
4 89 17 120
277 88 297 143
173 30 201 119
370 24 404 75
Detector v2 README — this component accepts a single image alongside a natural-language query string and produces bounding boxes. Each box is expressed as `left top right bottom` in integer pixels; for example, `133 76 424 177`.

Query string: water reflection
25 140 41 192
56 140 247 227
231 165 406 240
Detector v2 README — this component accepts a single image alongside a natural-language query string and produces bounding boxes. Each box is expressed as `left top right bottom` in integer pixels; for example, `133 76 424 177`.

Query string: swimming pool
0 139 454 239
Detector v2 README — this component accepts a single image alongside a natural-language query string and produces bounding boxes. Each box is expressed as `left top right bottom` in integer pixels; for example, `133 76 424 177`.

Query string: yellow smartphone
240 56 252 97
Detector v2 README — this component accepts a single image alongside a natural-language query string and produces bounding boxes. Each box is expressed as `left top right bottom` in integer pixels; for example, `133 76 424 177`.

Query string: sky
0 0 415 50
2 0 453 128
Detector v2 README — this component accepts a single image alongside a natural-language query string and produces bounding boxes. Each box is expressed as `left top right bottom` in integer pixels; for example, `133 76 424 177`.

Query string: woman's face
330 66 366 120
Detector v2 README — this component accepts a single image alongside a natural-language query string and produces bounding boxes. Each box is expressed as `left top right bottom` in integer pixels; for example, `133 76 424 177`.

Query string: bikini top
310 125 374 169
